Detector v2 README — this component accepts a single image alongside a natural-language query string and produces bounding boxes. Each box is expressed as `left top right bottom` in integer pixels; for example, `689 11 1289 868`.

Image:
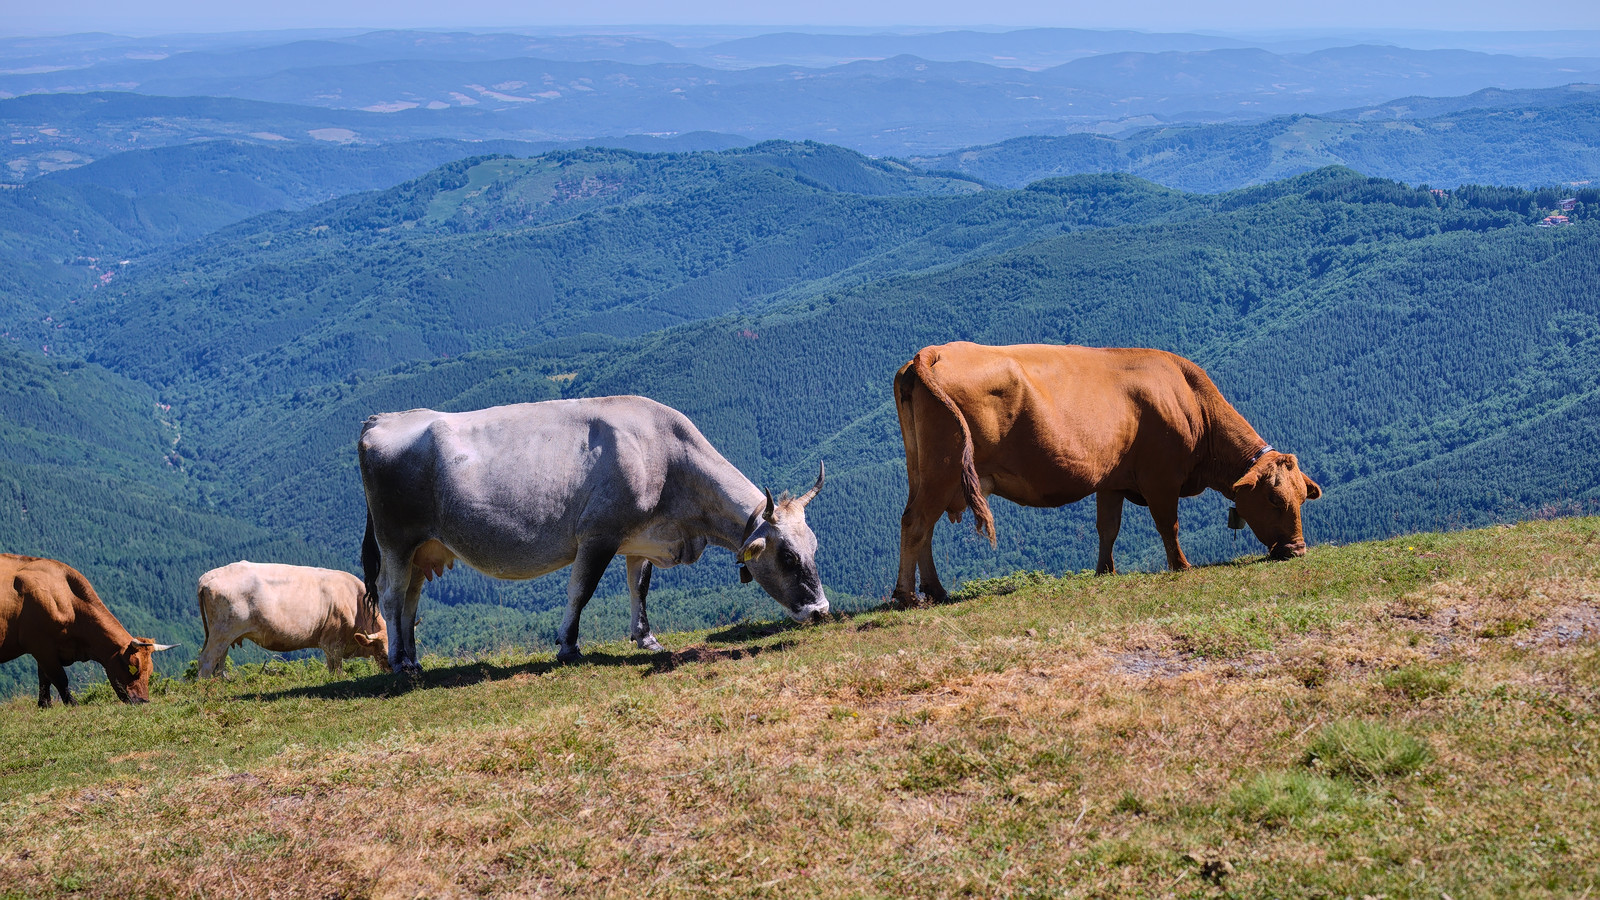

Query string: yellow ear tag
127 663 139 676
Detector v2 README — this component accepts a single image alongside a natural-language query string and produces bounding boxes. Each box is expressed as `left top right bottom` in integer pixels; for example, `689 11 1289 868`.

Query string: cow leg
917 542 948 604
627 557 664 652
1095 491 1125 575
398 569 425 671
197 634 232 678
557 540 617 663
1147 494 1192 572
896 498 946 605
376 553 421 674
36 658 72 708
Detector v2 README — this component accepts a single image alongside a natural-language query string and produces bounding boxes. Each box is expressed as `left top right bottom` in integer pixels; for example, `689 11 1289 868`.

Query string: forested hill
912 89 1600 191
2 142 1598 698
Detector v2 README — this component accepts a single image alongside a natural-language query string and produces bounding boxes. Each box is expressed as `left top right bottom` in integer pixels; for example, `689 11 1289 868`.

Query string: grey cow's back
358 395 732 581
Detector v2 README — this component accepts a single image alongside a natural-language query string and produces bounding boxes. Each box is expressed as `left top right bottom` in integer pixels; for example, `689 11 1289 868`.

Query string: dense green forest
912 91 1600 191
3 142 1598 697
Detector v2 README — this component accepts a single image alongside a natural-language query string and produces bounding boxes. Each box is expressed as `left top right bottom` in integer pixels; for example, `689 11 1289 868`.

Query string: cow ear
738 537 768 564
353 632 378 647
1232 468 1262 493
1233 452 1278 493
1303 472 1323 501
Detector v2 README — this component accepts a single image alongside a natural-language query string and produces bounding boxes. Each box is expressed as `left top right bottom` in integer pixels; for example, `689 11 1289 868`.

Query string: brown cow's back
901 343 1213 514
0 553 170 706
894 342 1320 602
1 554 121 663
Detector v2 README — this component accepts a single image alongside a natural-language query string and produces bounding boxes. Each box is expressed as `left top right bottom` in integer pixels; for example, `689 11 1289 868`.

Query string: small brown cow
0 554 175 707
893 342 1322 602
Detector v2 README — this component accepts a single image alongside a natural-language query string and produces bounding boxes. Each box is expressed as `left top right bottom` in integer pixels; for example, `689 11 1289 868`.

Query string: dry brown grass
3 519 1599 897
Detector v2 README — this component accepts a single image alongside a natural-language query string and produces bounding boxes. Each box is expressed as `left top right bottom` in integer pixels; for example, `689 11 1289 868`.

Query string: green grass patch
1230 769 1365 827
1380 664 1459 699
1305 720 1432 781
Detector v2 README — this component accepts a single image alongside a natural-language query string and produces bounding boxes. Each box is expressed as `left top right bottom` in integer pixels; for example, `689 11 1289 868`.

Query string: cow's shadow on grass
704 606 884 644
238 639 799 702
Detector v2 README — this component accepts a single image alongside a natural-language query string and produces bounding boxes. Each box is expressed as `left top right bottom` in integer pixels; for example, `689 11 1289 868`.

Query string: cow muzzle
788 599 831 623
1268 540 1307 561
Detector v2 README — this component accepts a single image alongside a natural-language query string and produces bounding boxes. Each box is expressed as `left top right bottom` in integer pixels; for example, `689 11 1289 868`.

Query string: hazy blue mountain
689 27 1254 69
335 30 691 65
0 30 370 73
912 95 1600 191
0 92 749 181
1036 45 1600 102
1330 82 1600 119
6 41 1598 157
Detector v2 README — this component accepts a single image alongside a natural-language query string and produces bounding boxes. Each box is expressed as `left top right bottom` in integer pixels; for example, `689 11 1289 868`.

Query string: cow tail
197 582 210 648
361 509 381 614
911 348 996 546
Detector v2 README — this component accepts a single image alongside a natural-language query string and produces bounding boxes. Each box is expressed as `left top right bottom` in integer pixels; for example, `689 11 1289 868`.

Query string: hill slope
5 150 1600 698
913 90 1600 191
1 519 1596 897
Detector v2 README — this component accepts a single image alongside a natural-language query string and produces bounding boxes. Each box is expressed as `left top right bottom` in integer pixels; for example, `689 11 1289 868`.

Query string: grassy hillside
48 143 990 394
913 94 1600 191
6 149 1600 700
0 133 754 321
1 519 1596 897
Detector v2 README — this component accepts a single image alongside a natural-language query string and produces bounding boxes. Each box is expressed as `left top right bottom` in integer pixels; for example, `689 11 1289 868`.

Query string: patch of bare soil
1515 605 1600 648
1110 650 1200 679
1394 575 1600 651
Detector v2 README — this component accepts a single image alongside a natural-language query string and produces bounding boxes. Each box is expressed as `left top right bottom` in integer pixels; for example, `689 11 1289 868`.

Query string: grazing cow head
738 464 830 622
108 639 175 704
352 598 393 673
1232 451 1322 561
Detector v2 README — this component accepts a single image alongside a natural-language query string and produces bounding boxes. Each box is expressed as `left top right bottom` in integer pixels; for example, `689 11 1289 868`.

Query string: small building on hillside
1558 198 1578 211
1539 214 1571 227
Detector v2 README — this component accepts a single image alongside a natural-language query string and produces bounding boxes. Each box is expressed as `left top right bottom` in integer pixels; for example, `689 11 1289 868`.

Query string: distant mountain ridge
5 34 1599 157
912 91 1600 191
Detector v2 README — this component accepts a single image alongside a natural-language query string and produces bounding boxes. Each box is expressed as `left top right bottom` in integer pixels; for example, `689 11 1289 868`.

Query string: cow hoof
556 647 583 664
637 636 666 653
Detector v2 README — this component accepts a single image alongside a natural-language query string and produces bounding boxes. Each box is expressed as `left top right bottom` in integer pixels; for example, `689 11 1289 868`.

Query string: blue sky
10 0 1600 37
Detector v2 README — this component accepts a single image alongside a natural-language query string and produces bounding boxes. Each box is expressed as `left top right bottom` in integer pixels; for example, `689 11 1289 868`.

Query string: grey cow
358 395 829 672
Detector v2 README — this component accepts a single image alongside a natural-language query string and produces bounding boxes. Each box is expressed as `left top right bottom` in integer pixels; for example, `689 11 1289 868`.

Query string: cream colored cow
197 561 388 677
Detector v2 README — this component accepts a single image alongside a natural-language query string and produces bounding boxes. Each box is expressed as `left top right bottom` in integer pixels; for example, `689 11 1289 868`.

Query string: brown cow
893 342 1322 602
0 554 176 707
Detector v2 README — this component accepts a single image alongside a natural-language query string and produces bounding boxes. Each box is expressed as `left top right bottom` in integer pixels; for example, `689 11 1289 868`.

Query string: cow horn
763 488 776 523
135 640 178 652
795 461 825 508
